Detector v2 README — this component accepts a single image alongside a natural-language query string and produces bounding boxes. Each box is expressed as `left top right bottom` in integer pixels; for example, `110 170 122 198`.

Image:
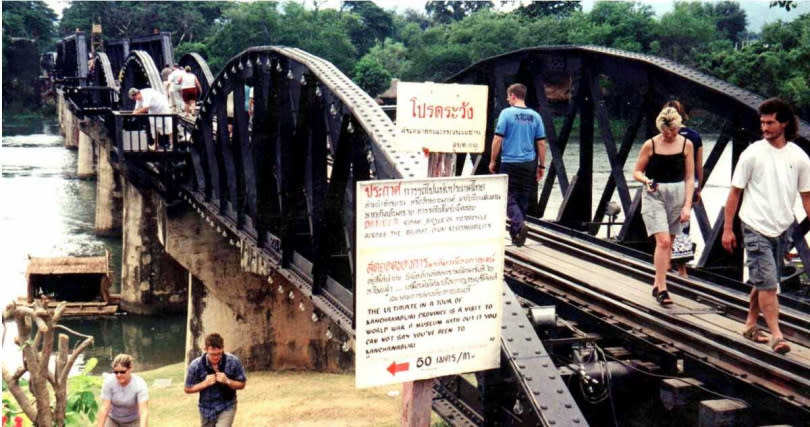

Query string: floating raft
20 254 120 316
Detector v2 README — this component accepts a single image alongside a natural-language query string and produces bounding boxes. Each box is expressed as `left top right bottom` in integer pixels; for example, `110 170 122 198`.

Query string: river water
1 116 186 375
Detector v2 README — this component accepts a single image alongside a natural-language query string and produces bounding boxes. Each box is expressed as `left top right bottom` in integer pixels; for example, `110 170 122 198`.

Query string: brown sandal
741 326 769 344
771 337 791 355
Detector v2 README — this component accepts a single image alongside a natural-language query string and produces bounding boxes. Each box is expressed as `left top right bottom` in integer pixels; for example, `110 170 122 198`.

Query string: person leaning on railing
128 87 173 151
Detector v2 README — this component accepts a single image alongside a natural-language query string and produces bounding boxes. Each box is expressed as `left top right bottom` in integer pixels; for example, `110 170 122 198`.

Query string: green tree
586 1 656 52
341 1 394 53
59 2 226 47
514 1 582 19
703 1 748 45
363 40 410 79
2 1 58 52
425 1 494 25
352 55 391 96
2 1 58 111
653 1 716 62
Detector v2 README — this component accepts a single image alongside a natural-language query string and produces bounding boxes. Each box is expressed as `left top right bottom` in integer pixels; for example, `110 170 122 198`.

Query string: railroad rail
433 223 809 426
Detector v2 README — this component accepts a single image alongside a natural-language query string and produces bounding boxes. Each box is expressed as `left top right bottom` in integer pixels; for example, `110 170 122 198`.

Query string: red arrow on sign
387 361 409 376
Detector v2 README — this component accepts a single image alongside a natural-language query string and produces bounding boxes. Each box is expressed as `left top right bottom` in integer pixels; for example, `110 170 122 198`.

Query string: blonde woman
97 354 149 427
633 107 695 305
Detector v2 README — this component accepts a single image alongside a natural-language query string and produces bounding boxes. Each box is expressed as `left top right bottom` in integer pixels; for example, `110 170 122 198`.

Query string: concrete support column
94 139 122 235
64 110 79 149
167 208 352 372
121 180 188 314
77 131 95 179
57 94 65 137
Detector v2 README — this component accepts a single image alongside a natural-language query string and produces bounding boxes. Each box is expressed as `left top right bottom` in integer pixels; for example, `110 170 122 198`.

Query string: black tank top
645 136 686 183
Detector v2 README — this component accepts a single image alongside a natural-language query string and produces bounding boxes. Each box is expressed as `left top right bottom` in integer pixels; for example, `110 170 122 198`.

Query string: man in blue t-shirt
185 333 247 426
489 83 546 246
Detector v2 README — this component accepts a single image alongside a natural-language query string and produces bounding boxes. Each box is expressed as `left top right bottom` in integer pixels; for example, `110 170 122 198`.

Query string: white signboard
355 175 506 388
396 81 488 153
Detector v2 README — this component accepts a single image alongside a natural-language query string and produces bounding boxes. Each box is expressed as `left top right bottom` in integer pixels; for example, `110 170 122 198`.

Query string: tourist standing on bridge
97 354 149 427
488 83 547 247
633 107 695 305
181 66 202 115
129 87 172 151
168 64 185 112
185 333 246 426
722 98 810 355
664 99 704 277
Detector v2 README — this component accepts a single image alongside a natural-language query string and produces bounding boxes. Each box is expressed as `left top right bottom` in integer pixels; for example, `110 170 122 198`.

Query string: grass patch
139 363 446 426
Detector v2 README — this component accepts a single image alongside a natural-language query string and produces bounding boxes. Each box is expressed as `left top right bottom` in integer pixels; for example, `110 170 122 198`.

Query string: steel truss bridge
56 31 810 426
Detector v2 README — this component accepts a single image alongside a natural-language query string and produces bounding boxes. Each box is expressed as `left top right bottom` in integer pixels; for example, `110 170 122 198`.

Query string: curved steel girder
184 46 421 315
443 44 810 279
118 50 165 111
448 45 810 142
94 52 119 91
179 52 215 98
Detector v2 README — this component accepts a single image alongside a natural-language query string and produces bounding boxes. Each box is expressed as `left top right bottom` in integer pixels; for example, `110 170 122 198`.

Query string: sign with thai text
396 81 488 153
355 175 506 388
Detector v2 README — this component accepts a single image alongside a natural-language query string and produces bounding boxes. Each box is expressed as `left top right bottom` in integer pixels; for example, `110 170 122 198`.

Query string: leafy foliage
425 1 494 24
352 56 392 97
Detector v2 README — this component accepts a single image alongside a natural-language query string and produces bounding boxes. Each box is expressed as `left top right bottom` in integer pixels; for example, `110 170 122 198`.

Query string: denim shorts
742 223 788 291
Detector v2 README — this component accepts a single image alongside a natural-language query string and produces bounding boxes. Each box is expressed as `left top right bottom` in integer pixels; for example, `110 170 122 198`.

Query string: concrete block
660 378 703 410
699 399 750 427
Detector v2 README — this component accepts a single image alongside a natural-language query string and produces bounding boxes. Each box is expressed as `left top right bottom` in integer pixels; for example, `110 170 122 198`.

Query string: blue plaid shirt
185 352 247 421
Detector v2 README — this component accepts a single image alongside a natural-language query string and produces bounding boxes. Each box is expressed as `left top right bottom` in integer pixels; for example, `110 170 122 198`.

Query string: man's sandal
741 326 769 344
771 337 791 355
656 290 673 306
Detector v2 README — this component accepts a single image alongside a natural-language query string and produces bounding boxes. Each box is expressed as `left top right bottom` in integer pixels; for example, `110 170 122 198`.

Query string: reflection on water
2 114 186 375
61 314 187 374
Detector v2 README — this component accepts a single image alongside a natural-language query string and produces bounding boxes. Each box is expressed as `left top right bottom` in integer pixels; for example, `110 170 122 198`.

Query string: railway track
434 222 810 426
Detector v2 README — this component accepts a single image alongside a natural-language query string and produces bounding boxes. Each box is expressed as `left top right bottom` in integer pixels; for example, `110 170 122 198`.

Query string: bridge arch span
443 45 810 272
179 52 215 99
179 46 429 319
119 50 165 111
92 52 119 91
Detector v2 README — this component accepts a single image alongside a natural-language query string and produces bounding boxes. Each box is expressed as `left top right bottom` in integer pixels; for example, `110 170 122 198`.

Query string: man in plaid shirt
185 333 247 426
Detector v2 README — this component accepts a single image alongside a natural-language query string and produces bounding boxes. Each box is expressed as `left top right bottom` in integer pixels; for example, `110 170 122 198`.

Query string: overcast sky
44 0 803 33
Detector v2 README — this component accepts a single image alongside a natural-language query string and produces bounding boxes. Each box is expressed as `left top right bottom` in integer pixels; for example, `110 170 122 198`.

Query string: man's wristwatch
226 378 230 386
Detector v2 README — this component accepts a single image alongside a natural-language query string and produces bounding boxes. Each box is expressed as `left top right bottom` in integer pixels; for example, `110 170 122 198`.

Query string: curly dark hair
758 98 798 141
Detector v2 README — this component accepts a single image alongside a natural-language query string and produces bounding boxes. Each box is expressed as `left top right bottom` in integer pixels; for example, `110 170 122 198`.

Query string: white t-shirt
168 68 184 88
180 71 198 90
101 374 149 423
135 88 170 114
731 139 810 237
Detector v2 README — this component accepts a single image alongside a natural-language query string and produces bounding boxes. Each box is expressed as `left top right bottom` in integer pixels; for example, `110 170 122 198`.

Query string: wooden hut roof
26 256 108 276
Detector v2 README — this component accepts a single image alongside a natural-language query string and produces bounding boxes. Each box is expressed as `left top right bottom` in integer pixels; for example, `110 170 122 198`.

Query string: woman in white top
97 354 149 427
180 66 202 115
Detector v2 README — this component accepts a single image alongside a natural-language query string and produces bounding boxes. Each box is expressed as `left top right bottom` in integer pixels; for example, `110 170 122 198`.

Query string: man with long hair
722 98 809 354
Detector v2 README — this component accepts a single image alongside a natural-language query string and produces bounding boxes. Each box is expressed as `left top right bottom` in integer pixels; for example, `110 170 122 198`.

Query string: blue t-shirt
679 127 702 180
185 352 247 421
495 106 546 163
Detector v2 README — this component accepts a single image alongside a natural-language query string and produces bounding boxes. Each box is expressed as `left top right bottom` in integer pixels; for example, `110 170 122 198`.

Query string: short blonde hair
112 354 133 370
656 107 683 132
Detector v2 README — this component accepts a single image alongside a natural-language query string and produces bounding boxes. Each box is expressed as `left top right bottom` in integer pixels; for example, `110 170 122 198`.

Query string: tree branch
2 364 37 422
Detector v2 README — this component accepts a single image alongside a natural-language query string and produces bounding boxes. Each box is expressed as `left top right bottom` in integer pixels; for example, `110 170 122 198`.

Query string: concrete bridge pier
63 109 79 149
165 207 353 372
77 129 95 179
120 180 188 314
84 122 123 236
57 94 65 137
